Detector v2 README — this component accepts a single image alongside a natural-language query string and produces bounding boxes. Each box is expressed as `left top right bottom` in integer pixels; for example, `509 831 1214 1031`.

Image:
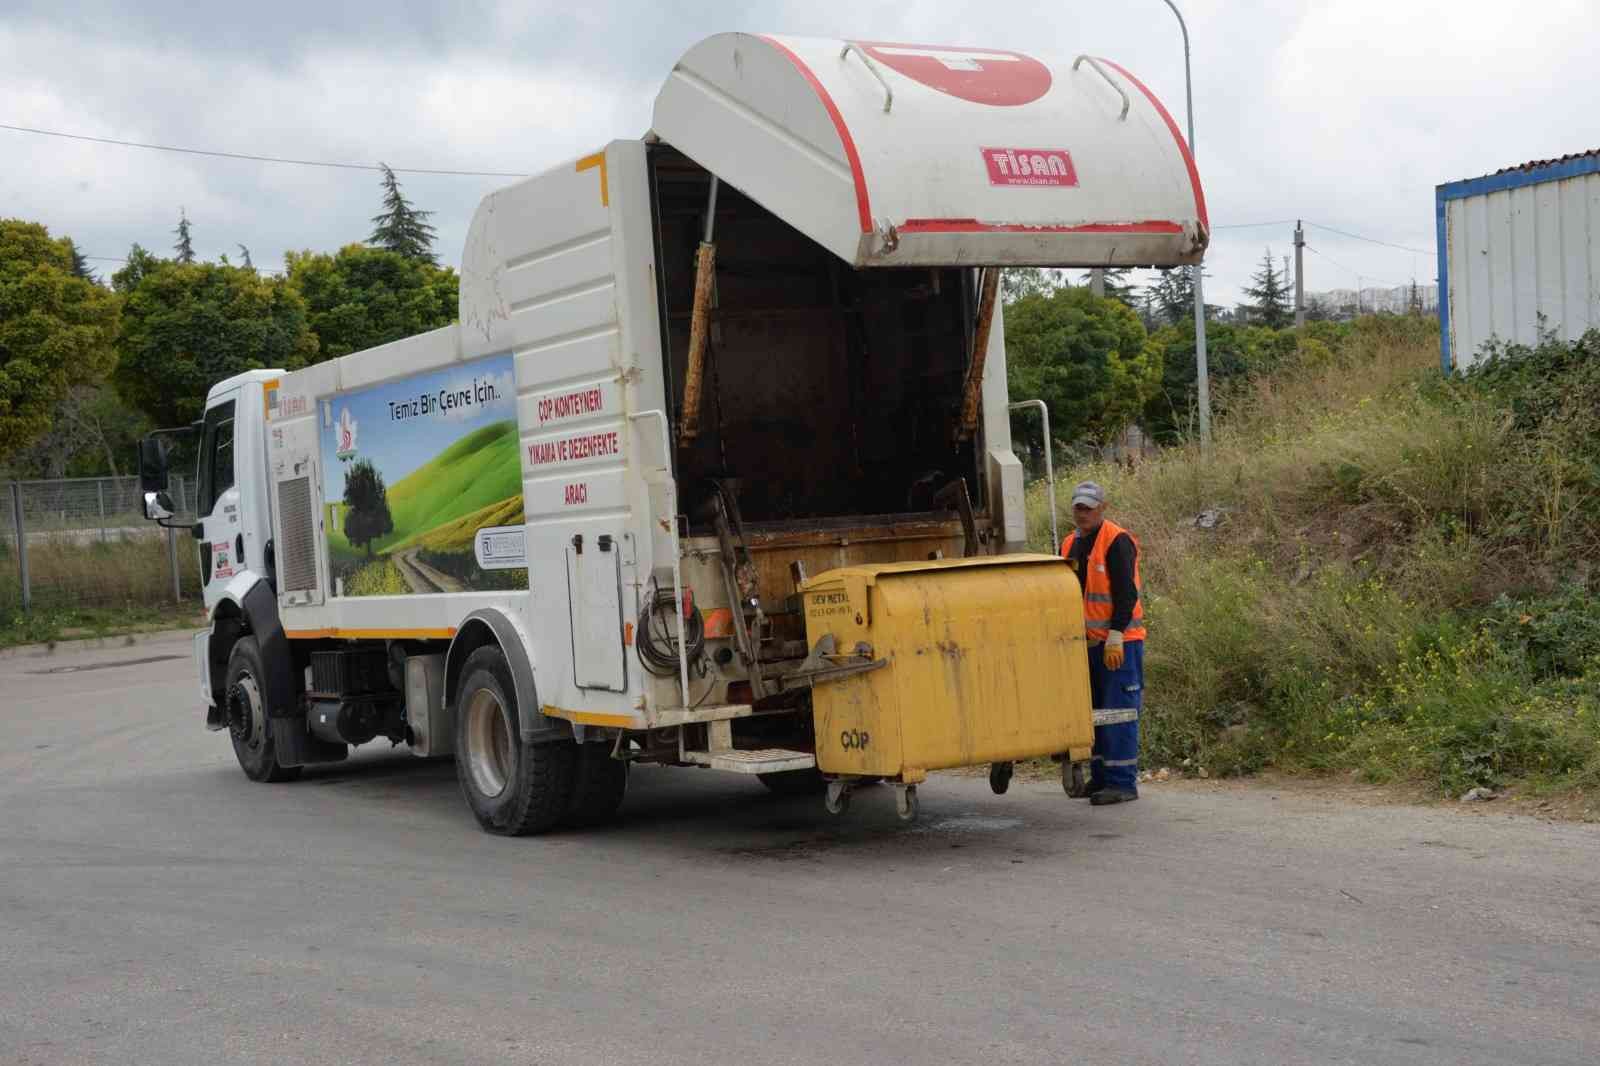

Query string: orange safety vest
1061 518 1146 643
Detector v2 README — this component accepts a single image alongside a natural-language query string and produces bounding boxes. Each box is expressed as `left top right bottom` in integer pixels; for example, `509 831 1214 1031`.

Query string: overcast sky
4 1 1593 306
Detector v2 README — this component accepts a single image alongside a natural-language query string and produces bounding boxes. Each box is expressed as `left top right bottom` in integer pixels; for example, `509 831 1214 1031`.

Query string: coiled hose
636 586 705 676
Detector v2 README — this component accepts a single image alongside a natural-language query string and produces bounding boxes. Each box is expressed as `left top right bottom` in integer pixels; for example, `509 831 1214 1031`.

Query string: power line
1212 219 1432 257
0 122 530 178
1303 221 1431 256
1211 220 1296 230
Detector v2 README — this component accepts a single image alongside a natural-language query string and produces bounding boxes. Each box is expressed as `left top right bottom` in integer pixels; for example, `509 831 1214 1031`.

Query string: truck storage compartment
651 147 985 531
800 556 1094 777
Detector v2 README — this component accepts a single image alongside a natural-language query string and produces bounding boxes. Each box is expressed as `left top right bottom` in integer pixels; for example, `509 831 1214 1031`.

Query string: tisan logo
982 147 1079 187
335 407 358 460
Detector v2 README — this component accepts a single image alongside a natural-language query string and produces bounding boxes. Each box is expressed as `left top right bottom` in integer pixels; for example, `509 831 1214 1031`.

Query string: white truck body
170 32 1206 830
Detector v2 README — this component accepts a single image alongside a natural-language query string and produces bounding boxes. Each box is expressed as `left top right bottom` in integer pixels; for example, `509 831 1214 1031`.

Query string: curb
0 625 205 661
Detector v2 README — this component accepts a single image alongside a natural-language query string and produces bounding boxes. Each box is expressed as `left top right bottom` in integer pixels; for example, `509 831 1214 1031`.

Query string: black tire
565 743 628 827
758 767 828 796
454 645 575 835
224 636 302 783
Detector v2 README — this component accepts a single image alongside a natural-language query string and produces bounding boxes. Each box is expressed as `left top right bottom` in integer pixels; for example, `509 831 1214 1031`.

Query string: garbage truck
138 32 1208 833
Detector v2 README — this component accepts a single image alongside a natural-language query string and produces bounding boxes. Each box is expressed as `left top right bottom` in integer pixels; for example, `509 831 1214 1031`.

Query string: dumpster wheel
894 783 919 822
1064 759 1093 798
824 779 852 816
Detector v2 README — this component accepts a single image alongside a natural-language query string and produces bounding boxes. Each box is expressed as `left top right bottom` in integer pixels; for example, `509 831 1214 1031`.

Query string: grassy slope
326 420 521 560
1031 318 1600 799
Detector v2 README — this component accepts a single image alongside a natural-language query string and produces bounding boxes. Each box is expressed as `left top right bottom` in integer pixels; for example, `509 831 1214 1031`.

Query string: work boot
1089 788 1138 806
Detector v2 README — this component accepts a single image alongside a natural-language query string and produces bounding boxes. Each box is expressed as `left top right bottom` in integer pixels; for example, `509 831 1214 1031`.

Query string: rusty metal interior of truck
650 147 986 542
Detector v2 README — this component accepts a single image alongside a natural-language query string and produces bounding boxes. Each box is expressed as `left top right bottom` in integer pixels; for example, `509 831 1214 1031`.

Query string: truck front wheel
224 636 302 783
455 645 575 835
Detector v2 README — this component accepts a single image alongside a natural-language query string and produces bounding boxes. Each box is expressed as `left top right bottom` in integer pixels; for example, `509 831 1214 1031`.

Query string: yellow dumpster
801 555 1094 808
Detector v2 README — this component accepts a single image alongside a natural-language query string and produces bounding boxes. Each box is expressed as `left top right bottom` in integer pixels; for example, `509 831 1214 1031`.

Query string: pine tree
1407 278 1423 316
64 239 95 282
238 244 254 270
368 163 438 264
1150 267 1195 326
173 209 195 264
1242 248 1290 328
1080 267 1138 307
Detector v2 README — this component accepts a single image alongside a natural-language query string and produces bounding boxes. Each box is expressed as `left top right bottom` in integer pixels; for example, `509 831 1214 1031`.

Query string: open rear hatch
652 33 1208 268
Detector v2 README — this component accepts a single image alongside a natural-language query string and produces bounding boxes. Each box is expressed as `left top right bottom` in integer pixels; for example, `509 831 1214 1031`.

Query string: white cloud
4 0 1596 308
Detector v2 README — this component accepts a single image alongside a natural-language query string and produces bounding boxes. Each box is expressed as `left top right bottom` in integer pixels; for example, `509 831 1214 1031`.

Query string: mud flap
242 581 346 767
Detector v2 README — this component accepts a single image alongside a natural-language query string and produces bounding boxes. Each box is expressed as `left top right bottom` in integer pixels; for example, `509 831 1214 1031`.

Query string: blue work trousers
1088 638 1144 793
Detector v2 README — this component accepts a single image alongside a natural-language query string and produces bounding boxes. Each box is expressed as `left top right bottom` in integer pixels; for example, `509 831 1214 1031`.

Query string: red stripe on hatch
758 34 873 233
1096 57 1209 231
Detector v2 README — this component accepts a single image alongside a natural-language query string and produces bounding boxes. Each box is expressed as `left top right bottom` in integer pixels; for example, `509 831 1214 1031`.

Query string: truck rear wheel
224 636 302 783
566 743 628 827
454 645 575 835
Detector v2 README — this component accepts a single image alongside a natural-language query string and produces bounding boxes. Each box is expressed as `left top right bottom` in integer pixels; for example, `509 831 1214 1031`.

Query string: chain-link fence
1 476 203 615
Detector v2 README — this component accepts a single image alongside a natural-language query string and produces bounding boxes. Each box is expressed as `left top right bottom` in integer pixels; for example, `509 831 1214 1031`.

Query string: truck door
196 392 242 611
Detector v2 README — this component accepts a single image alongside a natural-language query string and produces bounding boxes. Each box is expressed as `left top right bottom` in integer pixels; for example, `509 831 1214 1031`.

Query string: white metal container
1437 151 1600 371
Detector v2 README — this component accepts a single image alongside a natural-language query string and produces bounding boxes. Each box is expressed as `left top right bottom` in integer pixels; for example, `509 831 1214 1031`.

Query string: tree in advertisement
285 244 458 360
0 219 120 461
113 260 318 427
341 458 394 558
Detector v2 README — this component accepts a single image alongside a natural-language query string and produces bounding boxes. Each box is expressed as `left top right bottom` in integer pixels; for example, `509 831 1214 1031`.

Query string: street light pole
1161 0 1210 446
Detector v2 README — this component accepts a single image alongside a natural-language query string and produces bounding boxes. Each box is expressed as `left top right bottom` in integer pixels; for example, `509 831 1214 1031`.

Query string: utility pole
1089 268 1105 298
1293 220 1305 329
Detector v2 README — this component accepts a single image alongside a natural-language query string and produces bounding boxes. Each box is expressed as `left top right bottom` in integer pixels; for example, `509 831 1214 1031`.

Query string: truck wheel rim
227 675 264 750
464 688 513 798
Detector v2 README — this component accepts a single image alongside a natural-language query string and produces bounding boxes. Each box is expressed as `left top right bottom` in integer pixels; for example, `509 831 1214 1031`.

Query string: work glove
1103 630 1125 671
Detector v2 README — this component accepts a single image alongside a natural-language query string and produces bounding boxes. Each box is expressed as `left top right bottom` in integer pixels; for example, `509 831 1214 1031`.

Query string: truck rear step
683 749 817 774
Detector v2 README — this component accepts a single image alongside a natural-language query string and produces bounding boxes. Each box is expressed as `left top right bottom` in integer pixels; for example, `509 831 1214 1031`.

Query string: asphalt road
3 633 1599 1066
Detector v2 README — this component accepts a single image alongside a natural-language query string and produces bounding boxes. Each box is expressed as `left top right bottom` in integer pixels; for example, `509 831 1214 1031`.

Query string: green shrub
1032 317 1600 798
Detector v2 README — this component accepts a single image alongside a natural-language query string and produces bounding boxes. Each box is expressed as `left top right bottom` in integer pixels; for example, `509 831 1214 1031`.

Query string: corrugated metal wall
1439 157 1600 370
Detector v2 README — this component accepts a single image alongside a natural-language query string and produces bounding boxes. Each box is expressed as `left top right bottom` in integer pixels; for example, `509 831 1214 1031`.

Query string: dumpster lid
651 32 1208 268
800 553 1064 592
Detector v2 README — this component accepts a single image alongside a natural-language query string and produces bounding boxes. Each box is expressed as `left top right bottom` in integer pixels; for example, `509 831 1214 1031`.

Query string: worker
1060 480 1145 806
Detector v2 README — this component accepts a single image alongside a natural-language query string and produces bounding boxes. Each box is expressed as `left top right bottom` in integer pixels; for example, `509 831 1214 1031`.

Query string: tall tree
1078 267 1139 307
64 238 96 283
285 244 458 360
0 220 120 460
112 243 162 294
237 244 254 270
367 163 437 263
1149 267 1195 326
114 259 318 426
1001 267 1065 303
1004 287 1161 445
1243 248 1291 328
172 209 195 264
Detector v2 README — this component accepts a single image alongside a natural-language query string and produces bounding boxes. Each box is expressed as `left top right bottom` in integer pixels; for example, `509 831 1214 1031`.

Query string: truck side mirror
143 491 176 522
139 436 170 493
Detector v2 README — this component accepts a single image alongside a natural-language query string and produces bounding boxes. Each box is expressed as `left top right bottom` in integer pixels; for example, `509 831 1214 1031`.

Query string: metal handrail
1072 55 1130 120
629 409 690 709
840 44 894 112
1009 400 1059 551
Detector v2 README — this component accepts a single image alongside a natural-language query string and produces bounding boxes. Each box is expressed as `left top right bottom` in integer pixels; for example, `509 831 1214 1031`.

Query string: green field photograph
320 356 528 596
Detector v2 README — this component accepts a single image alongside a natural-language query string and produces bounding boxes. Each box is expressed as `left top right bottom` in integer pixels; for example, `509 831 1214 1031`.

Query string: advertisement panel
320 353 527 597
